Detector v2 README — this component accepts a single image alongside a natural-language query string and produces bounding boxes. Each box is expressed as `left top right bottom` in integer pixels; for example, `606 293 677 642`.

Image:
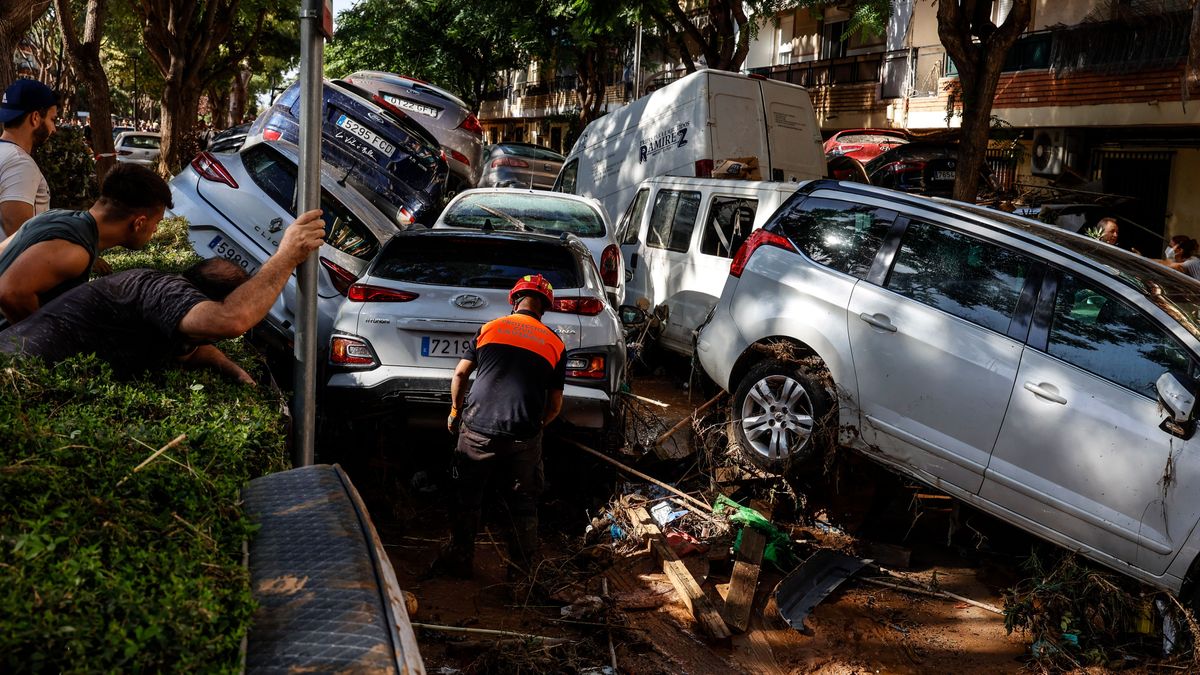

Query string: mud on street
324 366 1179 674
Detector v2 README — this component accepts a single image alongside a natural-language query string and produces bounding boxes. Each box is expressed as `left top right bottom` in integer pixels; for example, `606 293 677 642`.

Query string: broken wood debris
654 393 724 447
411 622 571 645
859 577 1003 615
629 506 731 639
563 438 713 515
722 527 767 632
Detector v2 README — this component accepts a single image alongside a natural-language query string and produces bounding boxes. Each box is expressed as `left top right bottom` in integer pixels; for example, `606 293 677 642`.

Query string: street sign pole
292 0 331 467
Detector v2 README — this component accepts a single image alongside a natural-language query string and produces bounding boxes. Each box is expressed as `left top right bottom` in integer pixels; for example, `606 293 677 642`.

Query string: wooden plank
721 528 767 633
629 507 731 640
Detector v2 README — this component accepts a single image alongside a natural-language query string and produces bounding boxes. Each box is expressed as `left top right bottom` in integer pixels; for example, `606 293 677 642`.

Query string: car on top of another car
248 78 449 226
167 138 397 353
431 188 624 306
323 228 625 435
823 128 910 163
697 178 1200 603
343 71 485 197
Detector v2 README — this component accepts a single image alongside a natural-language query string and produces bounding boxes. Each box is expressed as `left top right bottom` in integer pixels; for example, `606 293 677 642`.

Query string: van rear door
759 80 827 182
708 74 769 173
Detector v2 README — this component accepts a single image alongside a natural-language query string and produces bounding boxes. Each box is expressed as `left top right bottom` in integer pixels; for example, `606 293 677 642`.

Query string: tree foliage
327 0 536 114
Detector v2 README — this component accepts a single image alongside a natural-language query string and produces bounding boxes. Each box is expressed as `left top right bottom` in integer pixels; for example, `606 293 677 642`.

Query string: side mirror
618 304 648 327
1157 371 1197 440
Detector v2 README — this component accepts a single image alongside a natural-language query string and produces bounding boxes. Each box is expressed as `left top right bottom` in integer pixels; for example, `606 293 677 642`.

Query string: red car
823 128 910 163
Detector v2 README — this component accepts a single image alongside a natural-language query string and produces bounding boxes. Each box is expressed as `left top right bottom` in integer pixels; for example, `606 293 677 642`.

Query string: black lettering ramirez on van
639 123 690 163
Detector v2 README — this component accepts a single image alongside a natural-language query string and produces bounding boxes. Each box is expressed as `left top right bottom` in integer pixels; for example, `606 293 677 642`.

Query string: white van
554 69 827 225
614 176 810 356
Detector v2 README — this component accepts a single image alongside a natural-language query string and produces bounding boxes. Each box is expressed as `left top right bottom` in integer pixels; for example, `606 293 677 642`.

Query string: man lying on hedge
0 208 325 381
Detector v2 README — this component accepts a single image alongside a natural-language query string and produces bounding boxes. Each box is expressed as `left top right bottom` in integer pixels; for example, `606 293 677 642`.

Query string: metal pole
633 23 643 99
293 0 324 467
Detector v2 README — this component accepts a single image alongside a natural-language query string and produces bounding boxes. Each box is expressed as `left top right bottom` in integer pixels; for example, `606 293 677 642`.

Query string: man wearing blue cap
0 79 59 239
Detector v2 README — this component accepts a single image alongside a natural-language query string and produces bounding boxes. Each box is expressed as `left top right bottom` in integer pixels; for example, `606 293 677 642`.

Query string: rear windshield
835 133 907 146
496 144 564 162
123 135 160 149
241 145 380 260
374 235 580 289
442 193 604 237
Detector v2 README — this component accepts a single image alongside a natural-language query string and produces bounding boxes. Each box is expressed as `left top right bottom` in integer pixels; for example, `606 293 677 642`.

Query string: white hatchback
323 228 625 432
432 188 624 306
698 179 1200 600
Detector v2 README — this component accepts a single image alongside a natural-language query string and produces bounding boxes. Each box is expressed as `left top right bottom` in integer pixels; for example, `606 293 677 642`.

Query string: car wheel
730 358 833 473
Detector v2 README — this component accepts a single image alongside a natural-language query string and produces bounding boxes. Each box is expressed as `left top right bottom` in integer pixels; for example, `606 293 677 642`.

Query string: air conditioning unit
1031 128 1082 177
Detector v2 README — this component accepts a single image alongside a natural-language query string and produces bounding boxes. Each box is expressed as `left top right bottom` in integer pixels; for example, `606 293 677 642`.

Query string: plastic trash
650 500 688 528
713 494 797 571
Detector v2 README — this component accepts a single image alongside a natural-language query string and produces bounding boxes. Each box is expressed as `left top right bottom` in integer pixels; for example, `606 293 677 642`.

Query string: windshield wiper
475 204 527 231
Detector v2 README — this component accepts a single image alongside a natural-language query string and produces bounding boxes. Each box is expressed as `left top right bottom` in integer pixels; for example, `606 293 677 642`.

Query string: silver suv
698 180 1200 598
324 229 625 432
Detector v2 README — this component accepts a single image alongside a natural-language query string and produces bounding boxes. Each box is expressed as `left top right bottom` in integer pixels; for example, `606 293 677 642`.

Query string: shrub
104 216 199 274
0 353 288 672
33 126 99 211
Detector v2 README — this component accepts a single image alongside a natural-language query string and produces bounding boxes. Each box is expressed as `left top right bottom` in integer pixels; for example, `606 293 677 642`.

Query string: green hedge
0 217 289 672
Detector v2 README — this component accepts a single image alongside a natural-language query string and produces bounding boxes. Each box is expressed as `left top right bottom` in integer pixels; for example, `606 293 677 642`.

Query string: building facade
479 1 1200 243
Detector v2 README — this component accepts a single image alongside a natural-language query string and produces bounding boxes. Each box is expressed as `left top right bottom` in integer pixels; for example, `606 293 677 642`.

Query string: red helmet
508 274 554 309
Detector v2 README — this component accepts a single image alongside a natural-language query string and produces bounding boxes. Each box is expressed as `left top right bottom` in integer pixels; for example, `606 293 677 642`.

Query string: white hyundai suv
698 179 1200 599
323 229 625 432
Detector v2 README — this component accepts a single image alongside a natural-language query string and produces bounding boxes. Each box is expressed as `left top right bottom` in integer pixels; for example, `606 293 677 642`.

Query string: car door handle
858 312 897 332
1023 381 1067 405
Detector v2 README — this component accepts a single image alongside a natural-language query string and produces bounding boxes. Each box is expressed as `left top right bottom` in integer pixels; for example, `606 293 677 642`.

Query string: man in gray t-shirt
0 79 57 238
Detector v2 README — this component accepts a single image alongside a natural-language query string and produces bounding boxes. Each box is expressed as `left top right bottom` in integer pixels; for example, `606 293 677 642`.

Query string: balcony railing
765 51 899 89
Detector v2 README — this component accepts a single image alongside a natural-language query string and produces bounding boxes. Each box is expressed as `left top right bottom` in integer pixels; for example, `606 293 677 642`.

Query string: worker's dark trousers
449 425 544 569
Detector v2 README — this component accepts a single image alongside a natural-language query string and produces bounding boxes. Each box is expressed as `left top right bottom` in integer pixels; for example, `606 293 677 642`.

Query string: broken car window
700 197 758 258
773 197 894 279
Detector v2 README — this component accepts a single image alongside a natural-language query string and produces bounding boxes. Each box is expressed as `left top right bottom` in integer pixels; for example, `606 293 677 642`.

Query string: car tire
729 358 834 473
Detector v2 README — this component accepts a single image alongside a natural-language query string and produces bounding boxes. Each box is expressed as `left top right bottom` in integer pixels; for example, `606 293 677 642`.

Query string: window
772 197 895 279
617 189 650 246
886 220 1032 334
278 85 301 110
700 197 757 258
1046 272 1192 399
441 193 604 237
123 135 160 149
556 158 579 194
821 21 848 59
647 190 701 253
374 236 579 290
241 145 379 260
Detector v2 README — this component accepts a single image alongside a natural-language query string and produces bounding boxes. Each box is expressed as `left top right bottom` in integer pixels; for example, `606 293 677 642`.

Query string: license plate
933 170 955 181
383 94 440 118
335 114 396 156
420 335 472 359
207 234 260 276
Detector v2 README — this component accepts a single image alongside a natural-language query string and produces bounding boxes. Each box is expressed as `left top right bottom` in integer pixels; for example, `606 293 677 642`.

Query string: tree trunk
937 0 1032 202
158 70 202 175
54 0 114 180
228 64 252 127
0 1 54 87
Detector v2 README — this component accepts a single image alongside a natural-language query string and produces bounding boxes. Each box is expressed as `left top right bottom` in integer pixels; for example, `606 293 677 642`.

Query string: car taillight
449 148 470 167
695 159 714 177
397 206 414 225
552 297 606 316
190 152 239 189
319 257 357 296
347 283 419 302
262 128 282 141
372 94 410 120
492 157 529 169
329 335 376 366
565 354 607 379
599 244 620 287
729 229 796 278
458 114 483 136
